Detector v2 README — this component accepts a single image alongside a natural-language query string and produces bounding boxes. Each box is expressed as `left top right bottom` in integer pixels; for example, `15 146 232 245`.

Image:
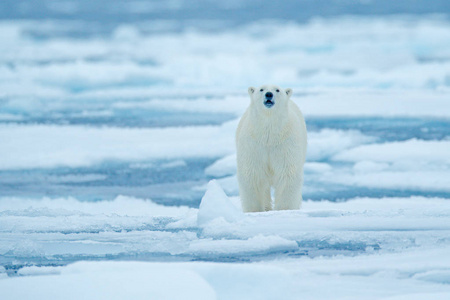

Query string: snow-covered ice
1 190 450 299
1 4 450 299
197 180 243 226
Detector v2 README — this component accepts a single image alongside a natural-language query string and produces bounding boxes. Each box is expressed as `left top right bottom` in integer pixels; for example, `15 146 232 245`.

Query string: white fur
236 84 307 212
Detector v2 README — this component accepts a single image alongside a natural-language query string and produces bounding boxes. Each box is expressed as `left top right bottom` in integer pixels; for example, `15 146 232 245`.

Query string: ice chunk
332 139 450 164
0 195 192 218
188 235 298 255
304 162 333 173
330 170 450 191
1 261 216 300
352 161 389 173
197 180 244 226
205 154 237 177
0 124 235 170
326 139 450 191
307 129 376 161
299 90 450 118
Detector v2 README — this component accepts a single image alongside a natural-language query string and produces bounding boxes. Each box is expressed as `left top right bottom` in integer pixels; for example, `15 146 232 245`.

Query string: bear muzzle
264 92 274 108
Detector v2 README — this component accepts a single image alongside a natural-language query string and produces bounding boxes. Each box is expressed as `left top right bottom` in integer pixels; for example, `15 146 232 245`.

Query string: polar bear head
248 84 292 112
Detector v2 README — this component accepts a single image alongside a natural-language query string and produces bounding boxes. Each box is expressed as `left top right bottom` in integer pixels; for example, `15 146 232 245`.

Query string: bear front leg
237 172 271 212
273 174 303 210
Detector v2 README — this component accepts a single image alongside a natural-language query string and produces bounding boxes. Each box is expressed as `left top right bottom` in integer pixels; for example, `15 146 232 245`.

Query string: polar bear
236 84 307 212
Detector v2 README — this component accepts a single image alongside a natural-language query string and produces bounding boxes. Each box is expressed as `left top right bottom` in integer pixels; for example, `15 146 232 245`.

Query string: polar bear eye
260 89 264 92
276 89 280 92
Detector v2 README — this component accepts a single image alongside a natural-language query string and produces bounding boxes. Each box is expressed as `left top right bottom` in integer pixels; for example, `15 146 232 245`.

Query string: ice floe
1 11 450 300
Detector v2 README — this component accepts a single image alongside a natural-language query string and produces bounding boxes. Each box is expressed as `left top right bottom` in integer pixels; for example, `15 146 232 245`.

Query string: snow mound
197 180 244 226
1 261 216 300
0 195 191 218
205 154 237 177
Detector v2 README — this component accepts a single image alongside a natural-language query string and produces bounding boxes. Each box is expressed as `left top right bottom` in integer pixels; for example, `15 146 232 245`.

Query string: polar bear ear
248 87 255 96
285 88 293 98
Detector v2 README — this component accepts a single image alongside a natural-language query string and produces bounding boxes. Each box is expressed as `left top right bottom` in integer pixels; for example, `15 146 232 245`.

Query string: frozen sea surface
1 9 450 300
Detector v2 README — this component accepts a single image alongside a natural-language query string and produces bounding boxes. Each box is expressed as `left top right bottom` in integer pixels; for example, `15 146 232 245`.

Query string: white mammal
236 84 307 212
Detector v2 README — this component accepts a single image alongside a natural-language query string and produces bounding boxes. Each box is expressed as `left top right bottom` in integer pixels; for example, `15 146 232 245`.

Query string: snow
0 125 378 170
330 170 450 191
2 194 450 299
298 90 450 118
333 139 450 164
0 122 236 169
205 154 237 177
1 262 216 300
197 180 243 226
1 195 449 260
307 129 377 161
2 247 450 300
187 235 298 255
1 8 450 300
2 193 450 299
0 195 192 217
328 139 450 191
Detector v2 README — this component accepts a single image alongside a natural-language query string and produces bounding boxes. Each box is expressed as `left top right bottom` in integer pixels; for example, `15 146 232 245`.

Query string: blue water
0 109 234 128
1 0 449 42
2 0 449 24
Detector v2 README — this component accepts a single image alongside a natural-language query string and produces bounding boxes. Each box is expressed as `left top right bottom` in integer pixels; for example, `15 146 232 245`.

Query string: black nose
265 92 273 99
